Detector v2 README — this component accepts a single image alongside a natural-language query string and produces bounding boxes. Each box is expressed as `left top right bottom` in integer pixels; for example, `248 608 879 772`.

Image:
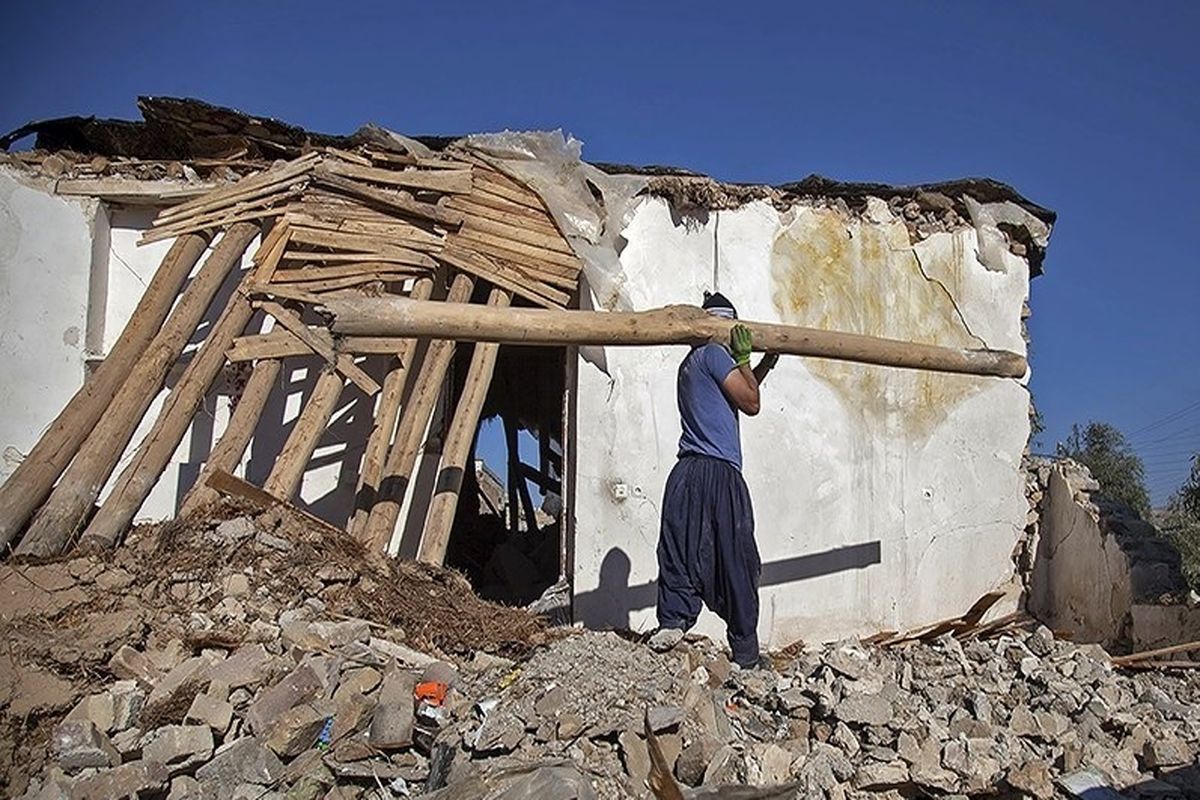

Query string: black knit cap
701 291 738 319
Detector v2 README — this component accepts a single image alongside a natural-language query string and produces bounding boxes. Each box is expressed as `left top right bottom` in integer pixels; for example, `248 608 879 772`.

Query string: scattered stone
69 760 169 800
51 720 119 772
369 667 416 749
195 737 285 789
618 730 650 783
244 661 323 735
213 516 256 544
263 704 326 757
207 643 273 689
65 693 116 733
185 692 233 734
141 724 214 772
1008 759 1055 799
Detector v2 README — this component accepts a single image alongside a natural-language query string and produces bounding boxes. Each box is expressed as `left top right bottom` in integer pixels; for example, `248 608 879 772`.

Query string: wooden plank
78 288 259 551
323 160 473 194
437 244 568 308
140 203 290 244
0 232 212 553
312 168 464 227
15 223 259 558
156 153 317 221
283 213 443 250
273 263 424 284
252 219 290 264
258 301 380 395
328 299 1029 378
1112 639 1200 667
263 369 346 500
418 288 511 564
248 283 324 305
359 274 478 552
275 272 415 294
251 223 290 283
447 195 562 236
348 276 440 539
458 214 576 256
286 227 438 267
180 359 282 515
228 330 308 362
281 250 438 267
55 178 219 204
453 226 582 272
205 468 347 538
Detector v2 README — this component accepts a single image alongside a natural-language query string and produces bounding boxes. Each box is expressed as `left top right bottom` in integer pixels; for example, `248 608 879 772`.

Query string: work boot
648 627 685 653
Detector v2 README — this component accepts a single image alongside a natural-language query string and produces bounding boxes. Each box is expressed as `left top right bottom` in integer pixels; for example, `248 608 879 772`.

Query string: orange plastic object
415 680 449 706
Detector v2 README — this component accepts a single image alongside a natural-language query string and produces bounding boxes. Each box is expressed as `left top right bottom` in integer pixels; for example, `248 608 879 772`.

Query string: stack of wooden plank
0 140 585 566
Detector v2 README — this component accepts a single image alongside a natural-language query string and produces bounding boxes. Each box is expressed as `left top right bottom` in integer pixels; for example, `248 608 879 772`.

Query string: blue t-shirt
677 342 741 469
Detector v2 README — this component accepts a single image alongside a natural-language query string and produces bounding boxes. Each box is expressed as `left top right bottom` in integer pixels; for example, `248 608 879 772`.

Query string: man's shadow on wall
579 540 883 631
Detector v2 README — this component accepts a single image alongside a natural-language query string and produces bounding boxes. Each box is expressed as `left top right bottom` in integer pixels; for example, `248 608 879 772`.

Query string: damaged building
1 97 1196 652
2 98 1200 800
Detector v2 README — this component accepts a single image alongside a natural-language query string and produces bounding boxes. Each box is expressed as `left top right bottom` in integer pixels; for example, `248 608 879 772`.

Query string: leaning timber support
324 298 1028 379
0 232 212 553
359 273 477 553
348 276 436 538
263 368 346 501
15 223 259 558
77 283 260 551
417 287 511 564
180 358 282 516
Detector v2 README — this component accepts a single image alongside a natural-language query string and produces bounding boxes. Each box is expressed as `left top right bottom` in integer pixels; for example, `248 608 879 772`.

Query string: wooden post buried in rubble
348 276 435 539
0 232 212 553
358 273 477 553
417 287 511 565
323 297 1029 379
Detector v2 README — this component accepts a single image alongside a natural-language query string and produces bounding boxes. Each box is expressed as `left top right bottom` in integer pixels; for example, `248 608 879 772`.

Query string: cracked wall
574 196 1032 645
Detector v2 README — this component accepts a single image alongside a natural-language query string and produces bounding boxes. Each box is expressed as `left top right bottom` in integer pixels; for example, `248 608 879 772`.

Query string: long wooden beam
323 298 1027 379
0 232 212 552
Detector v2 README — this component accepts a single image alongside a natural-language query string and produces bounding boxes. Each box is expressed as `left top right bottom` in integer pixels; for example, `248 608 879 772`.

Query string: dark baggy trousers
656 454 761 667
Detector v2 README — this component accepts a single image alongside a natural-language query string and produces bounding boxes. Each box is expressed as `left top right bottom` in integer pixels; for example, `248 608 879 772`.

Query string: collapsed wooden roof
0 131 583 567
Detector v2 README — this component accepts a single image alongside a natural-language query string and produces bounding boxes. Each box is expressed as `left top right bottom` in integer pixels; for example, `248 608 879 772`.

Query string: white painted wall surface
573 197 1032 646
0 171 97 485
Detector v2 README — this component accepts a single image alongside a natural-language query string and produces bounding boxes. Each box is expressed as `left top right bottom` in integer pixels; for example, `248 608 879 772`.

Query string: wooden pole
359 274 477 552
0 232 212 552
324 297 1028 379
348 277 436 538
263 368 346 501
77 286 259 551
15 223 259 558
417 288 510 564
180 358 282 516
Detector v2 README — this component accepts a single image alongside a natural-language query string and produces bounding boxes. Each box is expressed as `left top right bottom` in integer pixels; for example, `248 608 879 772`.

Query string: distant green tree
1056 421 1151 517
1182 456 1200 519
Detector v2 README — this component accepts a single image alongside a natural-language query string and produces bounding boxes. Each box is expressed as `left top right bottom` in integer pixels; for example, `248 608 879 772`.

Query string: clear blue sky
2 1 1196 504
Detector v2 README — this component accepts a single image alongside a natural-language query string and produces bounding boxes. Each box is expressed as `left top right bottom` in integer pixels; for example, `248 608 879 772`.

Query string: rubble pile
3 507 1199 800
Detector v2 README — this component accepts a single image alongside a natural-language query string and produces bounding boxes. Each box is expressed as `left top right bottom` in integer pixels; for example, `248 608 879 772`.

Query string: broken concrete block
140 724 213 773
65 693 115 734
1007 759 1055 800
835 692 893 726
108 680 145 732
107 642 156 690
68 760 169 800
195 737 285 789
51 720 119 772
244 660 323 735
368 637 436 667
618 730 650 784
263 704 327 757
852 760 910 789
207 643 272 689
646 705 685 733
184 692 233 734
146 656 215 706
369 668 416 749
212 516 256 544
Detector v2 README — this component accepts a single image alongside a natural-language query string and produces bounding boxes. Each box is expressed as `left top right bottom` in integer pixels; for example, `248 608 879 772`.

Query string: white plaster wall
0 171 97 485
574 198 1032 646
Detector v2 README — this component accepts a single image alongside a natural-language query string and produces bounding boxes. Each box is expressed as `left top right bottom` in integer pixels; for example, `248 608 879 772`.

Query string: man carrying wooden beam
648 292 779 669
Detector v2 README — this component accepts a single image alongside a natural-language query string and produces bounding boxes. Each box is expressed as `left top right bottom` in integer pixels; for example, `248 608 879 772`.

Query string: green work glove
730 324 753 367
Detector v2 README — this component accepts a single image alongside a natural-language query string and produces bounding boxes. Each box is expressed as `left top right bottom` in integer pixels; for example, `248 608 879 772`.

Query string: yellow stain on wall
770 209 985 441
